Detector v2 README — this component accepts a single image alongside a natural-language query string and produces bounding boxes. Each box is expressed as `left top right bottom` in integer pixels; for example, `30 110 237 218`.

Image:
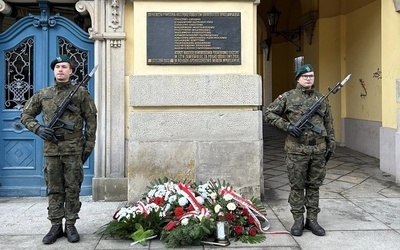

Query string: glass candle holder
215 215 230 246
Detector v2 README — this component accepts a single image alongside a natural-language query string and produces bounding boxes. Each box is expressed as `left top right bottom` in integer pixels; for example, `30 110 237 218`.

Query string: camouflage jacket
264 84 336 154
21 80 97 156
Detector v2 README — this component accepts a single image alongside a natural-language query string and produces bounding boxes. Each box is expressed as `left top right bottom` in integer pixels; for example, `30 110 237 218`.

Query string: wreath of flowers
96 177 271 247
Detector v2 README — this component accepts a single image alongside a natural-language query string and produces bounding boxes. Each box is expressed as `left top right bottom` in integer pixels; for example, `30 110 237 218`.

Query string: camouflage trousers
44 155 83 225
285 152 326 221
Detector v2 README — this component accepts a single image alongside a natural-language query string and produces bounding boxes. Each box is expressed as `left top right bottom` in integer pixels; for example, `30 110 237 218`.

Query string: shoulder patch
277 95 283 99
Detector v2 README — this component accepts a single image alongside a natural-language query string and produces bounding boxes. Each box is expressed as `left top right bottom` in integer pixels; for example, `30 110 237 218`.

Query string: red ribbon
176 183 202 211
137 201 149 216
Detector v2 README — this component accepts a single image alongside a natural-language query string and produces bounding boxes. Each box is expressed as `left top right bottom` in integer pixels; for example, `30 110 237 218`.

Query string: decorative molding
31 2 57 30
75 0 93 16
103 32 126 48
106 0 126 48
73 0 127 200
76 0 126 45
75 0 101 39
110 39 121 47
0 0 12 15
75 0 94 16
109 0 122 32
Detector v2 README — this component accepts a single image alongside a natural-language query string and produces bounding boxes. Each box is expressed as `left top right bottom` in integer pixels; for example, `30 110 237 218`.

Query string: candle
216 222 226 240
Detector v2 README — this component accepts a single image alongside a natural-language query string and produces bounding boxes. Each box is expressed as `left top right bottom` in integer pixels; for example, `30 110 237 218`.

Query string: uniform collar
296 83 315 94
54 80 72 89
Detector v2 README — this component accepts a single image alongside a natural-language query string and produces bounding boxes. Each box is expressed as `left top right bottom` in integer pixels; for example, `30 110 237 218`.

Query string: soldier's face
298 72 315 89
54 62 72 82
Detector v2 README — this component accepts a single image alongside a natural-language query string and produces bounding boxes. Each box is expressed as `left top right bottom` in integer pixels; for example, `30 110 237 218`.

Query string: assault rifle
294 74 351 134
47 65 98 142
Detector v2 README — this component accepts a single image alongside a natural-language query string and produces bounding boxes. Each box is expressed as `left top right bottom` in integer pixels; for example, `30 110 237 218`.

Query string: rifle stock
47 65 98 142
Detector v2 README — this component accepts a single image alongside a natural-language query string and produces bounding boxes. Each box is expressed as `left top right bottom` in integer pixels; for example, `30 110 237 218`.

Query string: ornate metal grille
4 38 34 110
58 37 88 86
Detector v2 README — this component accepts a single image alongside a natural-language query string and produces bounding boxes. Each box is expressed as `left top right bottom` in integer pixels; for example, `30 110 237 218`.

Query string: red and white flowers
98 178 270 247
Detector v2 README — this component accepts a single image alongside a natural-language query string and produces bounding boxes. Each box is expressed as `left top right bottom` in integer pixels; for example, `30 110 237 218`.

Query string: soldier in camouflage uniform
264 64 335 237
21 55 97 244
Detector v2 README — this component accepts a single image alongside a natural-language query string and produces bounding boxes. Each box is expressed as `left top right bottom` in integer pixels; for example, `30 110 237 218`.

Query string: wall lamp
267 5 318 52
267 5 301 52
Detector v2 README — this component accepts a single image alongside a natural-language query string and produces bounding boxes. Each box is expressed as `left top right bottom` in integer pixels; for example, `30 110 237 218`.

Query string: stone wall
127 74 263 203
343 117 381 159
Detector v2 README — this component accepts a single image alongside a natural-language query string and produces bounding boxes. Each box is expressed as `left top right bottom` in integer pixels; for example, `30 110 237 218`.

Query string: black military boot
42 224 64 244
290 219 304 236
305 219 325 236
65 224 80 243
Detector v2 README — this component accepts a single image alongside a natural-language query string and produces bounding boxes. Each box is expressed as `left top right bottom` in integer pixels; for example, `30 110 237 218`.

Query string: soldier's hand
82 150 92 164
36 126 55 141
287 124 302 138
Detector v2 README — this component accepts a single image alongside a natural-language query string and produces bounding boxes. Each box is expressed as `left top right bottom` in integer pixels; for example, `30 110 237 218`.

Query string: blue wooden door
0 6 95 196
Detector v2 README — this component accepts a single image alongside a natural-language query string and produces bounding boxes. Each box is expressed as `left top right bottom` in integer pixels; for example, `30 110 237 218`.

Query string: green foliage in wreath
161 216 216 248
235 234 267 244
96 209 165 240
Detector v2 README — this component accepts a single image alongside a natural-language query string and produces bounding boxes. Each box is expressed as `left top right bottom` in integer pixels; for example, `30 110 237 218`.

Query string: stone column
76 0 127 200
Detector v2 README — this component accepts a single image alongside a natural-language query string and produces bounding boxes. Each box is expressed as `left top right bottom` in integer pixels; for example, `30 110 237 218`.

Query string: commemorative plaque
147 12 241 65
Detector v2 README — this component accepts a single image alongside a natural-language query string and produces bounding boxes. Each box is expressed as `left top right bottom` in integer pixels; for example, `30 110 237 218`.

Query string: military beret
50 55 71 70
295 64 314 79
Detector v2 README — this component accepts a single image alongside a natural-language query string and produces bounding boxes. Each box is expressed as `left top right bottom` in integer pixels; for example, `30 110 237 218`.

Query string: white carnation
147 189 156 197
197 184 207 193
168 195 177 203
157 184 166 191
178 197 189 206
155 189 166 197
181 217 189 226
223 194 233 201
227 202 236 211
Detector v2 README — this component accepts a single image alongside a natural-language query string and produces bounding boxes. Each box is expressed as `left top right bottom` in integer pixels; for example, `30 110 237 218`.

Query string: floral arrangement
96 177 271 247
201 180 270 244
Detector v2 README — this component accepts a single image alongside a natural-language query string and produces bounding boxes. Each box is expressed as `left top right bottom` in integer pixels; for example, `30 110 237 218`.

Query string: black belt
287 136 325 146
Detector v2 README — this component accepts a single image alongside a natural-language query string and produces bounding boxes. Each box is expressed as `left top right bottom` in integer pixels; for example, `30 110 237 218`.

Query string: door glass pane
4 38 34 110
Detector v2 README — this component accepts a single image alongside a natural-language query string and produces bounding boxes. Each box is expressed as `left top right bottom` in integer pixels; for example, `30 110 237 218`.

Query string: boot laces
66 224 78 235
49 225 61 235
